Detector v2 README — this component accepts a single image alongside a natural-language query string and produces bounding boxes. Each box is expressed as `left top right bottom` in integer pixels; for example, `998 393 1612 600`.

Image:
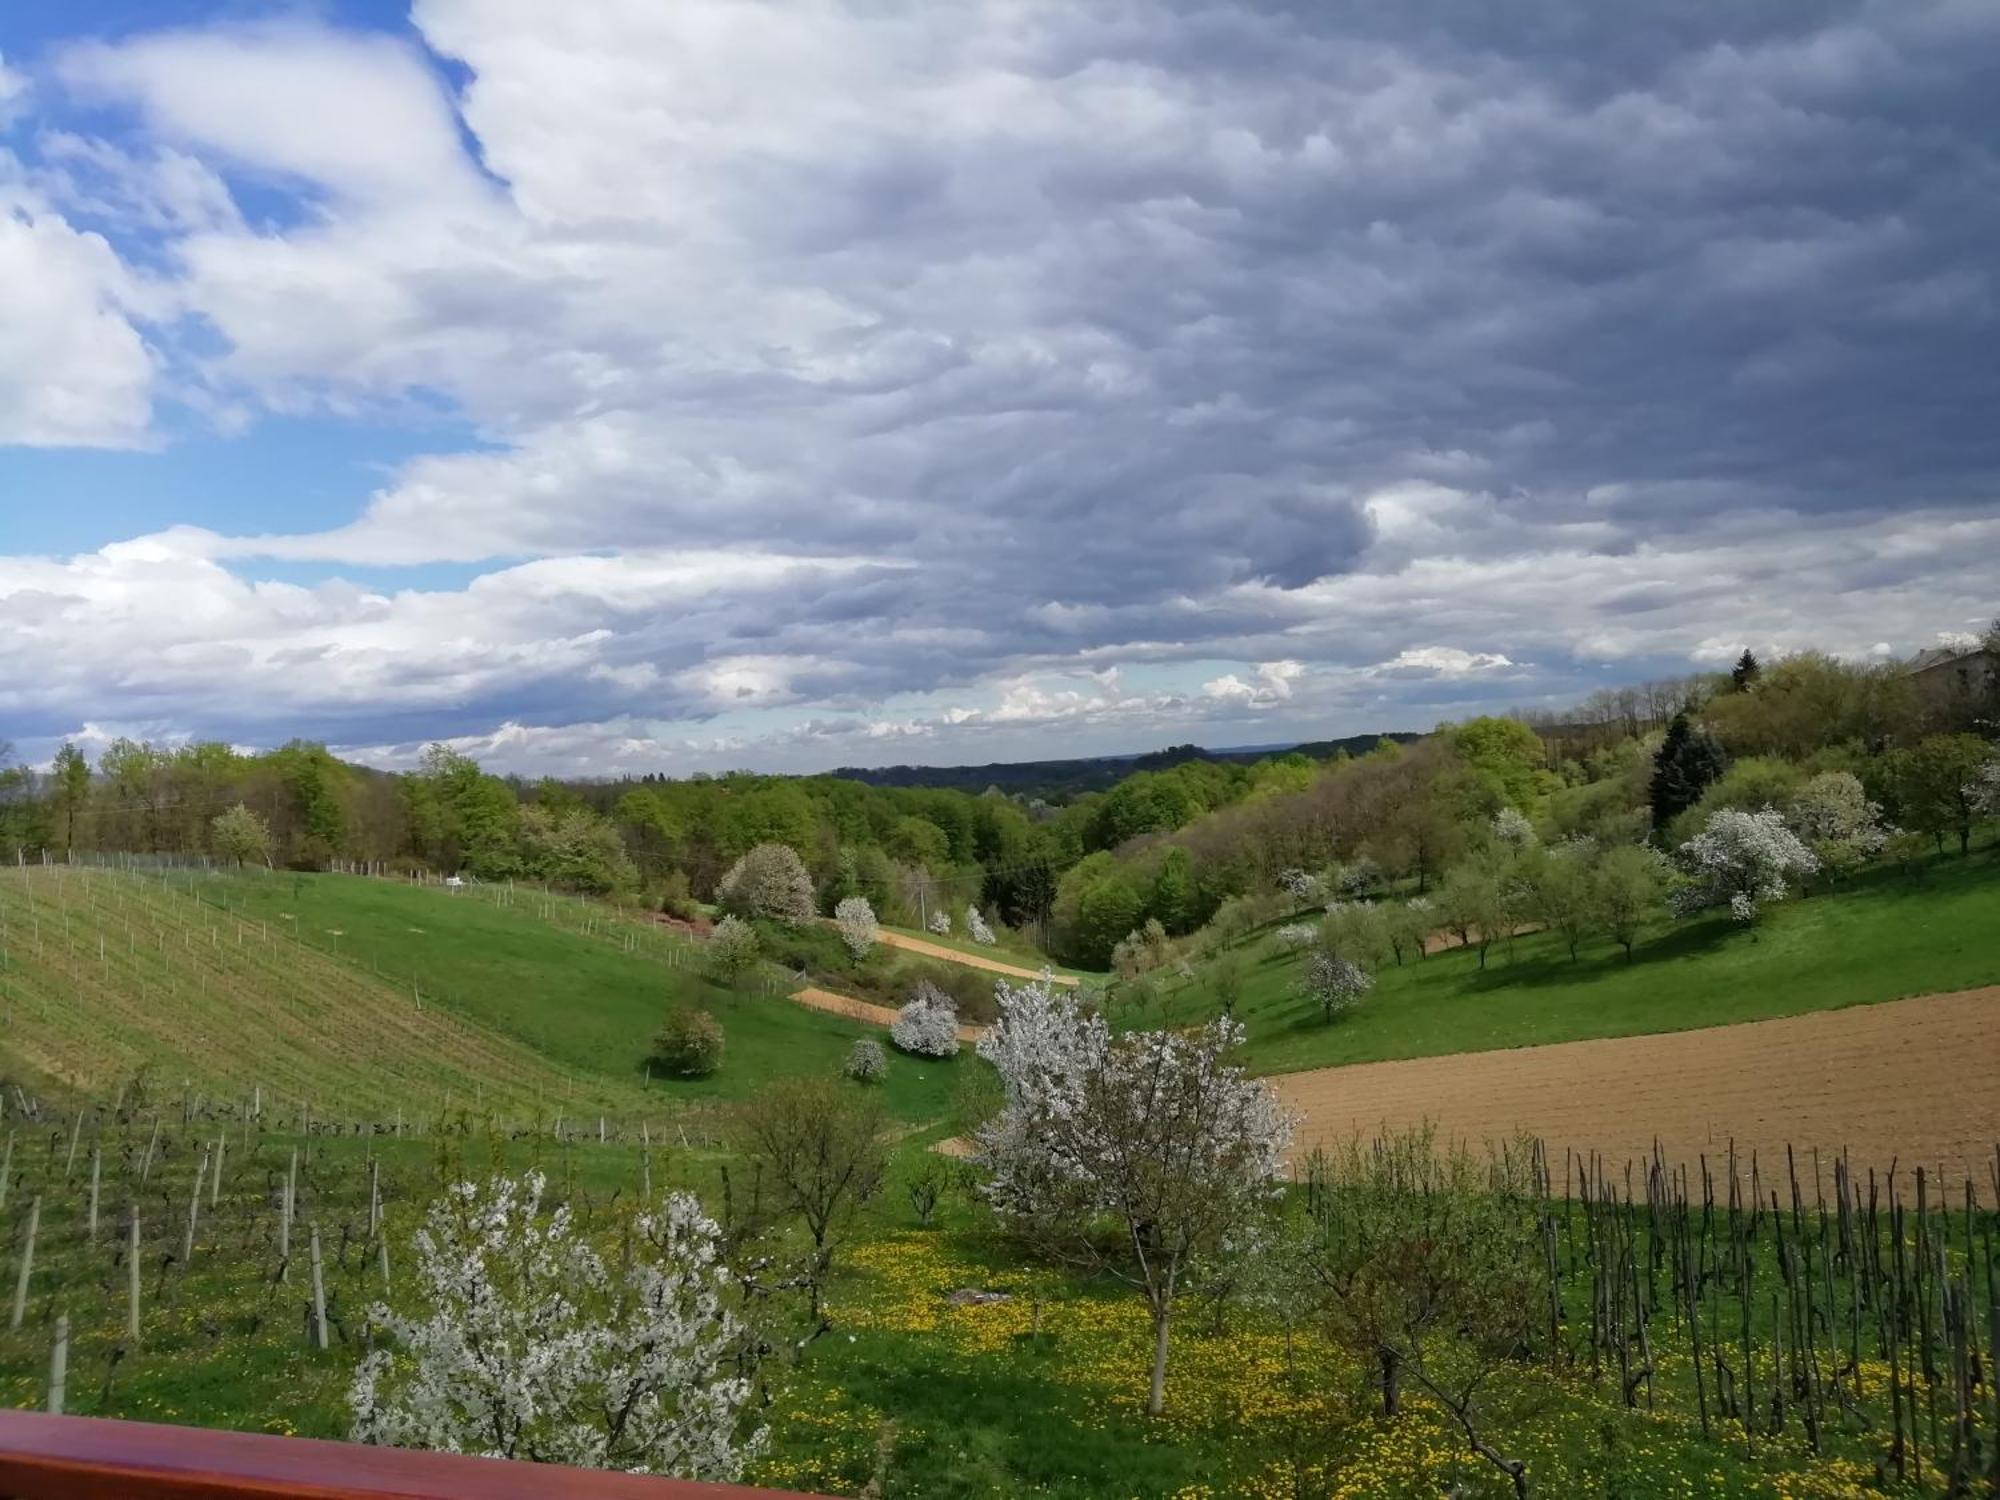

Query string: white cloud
0 181 156 447
57 25 486 210
0 53 28 128
1203 659 1306 707
1375 646 1516 678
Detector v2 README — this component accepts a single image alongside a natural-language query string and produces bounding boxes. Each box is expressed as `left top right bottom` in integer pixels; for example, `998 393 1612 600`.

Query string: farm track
790 986 990 1043
0 867 631 1118
870 929 1079 985
1272 986 2000 1201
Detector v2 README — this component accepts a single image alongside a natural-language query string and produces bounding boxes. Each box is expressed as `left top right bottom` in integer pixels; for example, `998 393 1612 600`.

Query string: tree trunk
1380 1346 1402 1417
1147 1305 1172 1416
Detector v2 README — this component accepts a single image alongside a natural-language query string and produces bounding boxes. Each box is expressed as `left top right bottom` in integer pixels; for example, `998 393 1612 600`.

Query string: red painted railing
0 1412 823 1499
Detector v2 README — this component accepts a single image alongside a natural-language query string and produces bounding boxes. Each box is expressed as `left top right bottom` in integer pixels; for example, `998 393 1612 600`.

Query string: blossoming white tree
890 981 960 1057
1278 868 1321 905
703 915 761 985
1299 946 1373 1021
1274 922 1318 950
1490 806 1536 850
350 1172 764 1479
927 908 952 936
715 842 816 924
1964 756 2000 819
1672 806 1819 928
964 904 996 945
975 979 1290 1416
1785 771 1892 879
833 895 878 960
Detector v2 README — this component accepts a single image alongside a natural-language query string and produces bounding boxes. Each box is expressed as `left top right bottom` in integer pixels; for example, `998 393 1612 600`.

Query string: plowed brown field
791 986 990 1043
871 929 1079 985
1274 987 2000 1201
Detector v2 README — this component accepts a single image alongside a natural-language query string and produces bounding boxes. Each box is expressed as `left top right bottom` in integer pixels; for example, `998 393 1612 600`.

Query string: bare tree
733 1077 887 1326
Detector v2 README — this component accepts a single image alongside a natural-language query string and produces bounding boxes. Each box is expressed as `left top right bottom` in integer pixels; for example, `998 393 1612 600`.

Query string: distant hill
829 732 1420 798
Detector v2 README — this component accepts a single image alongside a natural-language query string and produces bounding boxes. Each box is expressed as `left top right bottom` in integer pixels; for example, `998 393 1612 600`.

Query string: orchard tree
210 803 273 868
890 982 960 1057
964 904 996 945
1967 755 2000 820
1299 947 1372 1021
1672 807 1818 929
833 895 877 961
1321 900 1391 971
1384 896 1434 966
1785 771 1891 880
716 842 816 923
350 1173 765 1479
1887 734 1990 855
1648 713 1727 834
1520 841 1594 961
1292 1132 1543 1495
976 980 1289 1416
1437 860 1508 968
734 1077 887 1324
1591 843 1669 960
703 915 761 986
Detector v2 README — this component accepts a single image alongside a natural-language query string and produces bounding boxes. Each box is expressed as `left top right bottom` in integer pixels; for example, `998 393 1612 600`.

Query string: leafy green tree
1069 874 1147 969
50 743 90 853
1520 845 1594 961
1448 717 1550 809
1148 846 1195 934
653 1006 724 1077
1437 859 1508 969
1590 843 1669 960
272 740 348 867
1886 733 1990 854
1647 713 1727 835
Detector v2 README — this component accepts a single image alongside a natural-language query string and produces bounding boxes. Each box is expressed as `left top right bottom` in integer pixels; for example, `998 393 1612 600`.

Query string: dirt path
791 986 991 1043
871 928 1079 985
1273 987 2000 1201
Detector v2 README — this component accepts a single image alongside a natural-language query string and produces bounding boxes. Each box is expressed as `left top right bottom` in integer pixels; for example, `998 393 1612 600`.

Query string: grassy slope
1150 852 2000 1076
190 870 963 1122
0 866 631 1116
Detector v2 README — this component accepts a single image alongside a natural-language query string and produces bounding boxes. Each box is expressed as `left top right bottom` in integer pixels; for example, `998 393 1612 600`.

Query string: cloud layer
2 2 1997 772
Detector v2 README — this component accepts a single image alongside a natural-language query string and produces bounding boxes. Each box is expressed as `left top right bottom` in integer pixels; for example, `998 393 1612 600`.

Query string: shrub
891 981 961 1057
964 905 996 945
716 843 816 924
928 909 952 936
658 870 699 921
653 1006 725 1077
844 1038 887 1084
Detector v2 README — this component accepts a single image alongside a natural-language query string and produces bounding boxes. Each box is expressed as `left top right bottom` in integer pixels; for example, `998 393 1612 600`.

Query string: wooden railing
0 1411 822 1499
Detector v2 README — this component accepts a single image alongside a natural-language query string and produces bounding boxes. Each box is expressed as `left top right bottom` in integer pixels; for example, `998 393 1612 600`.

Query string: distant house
1904 642 2000 727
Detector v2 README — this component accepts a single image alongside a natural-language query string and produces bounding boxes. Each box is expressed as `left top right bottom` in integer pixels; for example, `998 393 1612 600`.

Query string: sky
1 0 1997 778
